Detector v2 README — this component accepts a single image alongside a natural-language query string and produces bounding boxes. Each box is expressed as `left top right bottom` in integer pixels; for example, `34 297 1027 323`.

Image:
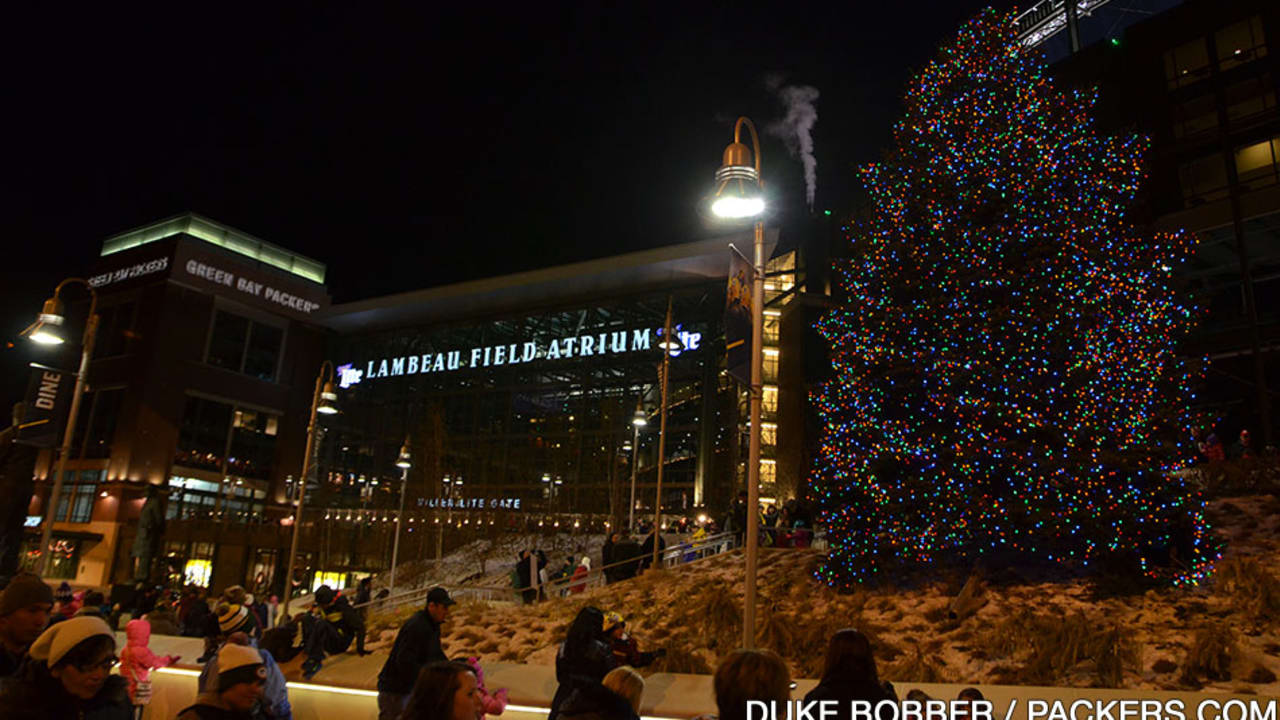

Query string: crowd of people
0 506 956 720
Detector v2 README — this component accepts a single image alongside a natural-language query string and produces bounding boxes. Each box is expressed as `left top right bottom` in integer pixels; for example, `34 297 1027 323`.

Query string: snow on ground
359 495 1280 693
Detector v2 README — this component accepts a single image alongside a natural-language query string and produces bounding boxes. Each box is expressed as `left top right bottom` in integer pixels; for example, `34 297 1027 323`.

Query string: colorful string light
810 10 1218 589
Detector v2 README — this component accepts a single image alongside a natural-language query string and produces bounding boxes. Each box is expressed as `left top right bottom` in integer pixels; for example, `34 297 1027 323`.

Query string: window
70 388 124 459
759 459 777 485
763 385 779 413
1179 154 1229 204
1172 95 1219 139
763 349 779 381
1164 37 1210 89
176 397 280 480
761 422 778 446
1235 137 1280 190
22 537 80 579
1226 75 1277 125
1216 16 1268 71
206 310 284 382
53 470 104 523
93 301 136 359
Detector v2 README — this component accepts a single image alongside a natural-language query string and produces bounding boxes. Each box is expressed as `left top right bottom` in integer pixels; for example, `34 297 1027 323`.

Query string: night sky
2 1 1026 407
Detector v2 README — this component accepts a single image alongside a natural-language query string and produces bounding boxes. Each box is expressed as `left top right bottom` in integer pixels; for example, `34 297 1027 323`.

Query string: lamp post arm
36 281 98 578
733 117 763 177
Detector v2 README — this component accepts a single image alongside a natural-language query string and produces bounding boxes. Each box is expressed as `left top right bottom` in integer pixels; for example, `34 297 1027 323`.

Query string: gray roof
319 228 778 333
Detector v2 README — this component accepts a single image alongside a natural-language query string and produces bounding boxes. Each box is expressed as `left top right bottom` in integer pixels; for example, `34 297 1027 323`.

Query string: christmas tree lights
811 11 1218 588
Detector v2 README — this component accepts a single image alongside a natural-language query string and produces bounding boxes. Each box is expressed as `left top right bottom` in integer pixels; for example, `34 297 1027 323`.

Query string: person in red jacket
569 557 590 594
603 611 664 668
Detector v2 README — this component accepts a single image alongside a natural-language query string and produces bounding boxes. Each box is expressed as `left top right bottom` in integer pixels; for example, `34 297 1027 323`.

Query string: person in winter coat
399 660 483 720
638 529 666 571
602 612 664 668
548 606 617 720
611 537 642 581
179 643 267 720
0 573 53 679
569 557 591 594
144 601 180 636
601 534 618 584
558 665 644 720
376 587 454 720
0 615 132 720
119 618 179 718
515 551 534 604
299 585 366 680
199 622 291 719
695 649 791 720
465 656 508 716
802 629 897 720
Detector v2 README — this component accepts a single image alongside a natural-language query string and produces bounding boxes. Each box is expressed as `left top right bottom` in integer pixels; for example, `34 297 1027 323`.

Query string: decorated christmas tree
811 10 1218 588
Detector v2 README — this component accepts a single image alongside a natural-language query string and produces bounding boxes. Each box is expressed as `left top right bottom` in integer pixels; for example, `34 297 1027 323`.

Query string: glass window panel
1225 75 1276 124
1216 16 1268 71
207 311 249 371
82 388 124 459
1164 37 1210 89
1172 95 1218 139
1235 138 1280 189
1179 154 1229 203
244 322 283 381
175 396 233 471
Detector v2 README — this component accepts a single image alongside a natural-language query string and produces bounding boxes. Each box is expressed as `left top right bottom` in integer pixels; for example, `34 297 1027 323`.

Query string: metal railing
354 531 741 613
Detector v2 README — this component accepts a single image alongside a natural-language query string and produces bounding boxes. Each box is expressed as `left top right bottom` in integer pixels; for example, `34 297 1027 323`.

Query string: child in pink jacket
120 618 180 718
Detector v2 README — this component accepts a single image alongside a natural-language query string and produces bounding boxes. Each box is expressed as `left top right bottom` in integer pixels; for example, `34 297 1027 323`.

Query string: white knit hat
29 615 114 666
217 643 265 689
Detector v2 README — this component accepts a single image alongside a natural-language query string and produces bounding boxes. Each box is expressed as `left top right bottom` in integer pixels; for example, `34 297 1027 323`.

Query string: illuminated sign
88 257 170 289
183 259 322 314
416 497 522 509
339 326 702 388
24 516 42 528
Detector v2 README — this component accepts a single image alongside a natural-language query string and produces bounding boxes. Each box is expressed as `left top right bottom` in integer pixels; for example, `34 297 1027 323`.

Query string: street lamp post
710 116 766 649
629 400 646 534
281 361 338 622
652 296 684 567
23 280 99 578
389 438 411 591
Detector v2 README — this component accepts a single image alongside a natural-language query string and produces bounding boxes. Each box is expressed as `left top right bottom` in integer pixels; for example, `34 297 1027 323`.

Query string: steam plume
764 76 820 211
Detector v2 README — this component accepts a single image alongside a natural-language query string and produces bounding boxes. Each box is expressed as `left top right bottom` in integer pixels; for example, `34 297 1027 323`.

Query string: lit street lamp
389 438 411 591
710 116 766 648
22 280 99 578
281 361 338 621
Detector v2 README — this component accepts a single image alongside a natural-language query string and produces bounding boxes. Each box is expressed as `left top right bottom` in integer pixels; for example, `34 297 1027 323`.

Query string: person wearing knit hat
178 642 266 720
298 584 366 680
602 610 665 669
0 572 53 678
197 633 293 720
0 614 132 718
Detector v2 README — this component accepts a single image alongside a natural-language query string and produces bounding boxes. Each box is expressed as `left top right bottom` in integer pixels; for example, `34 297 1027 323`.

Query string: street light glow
28 328 66 345
710 195 765 219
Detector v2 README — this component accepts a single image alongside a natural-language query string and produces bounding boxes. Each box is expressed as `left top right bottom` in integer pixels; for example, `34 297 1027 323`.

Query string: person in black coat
638 529 666 571
0 616 132 720
601 534 618 584
803 629 898 720
515 551 534 604
548 606 617 720
558 682 639 720
299 585 366 680
375 588 455 720
611 537 642 581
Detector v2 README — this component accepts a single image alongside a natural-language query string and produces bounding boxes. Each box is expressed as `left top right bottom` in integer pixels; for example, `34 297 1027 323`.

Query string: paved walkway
134 634 1274 719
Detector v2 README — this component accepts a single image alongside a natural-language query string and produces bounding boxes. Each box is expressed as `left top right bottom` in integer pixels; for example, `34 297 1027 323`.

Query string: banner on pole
724 245 754 385
15 364 73 448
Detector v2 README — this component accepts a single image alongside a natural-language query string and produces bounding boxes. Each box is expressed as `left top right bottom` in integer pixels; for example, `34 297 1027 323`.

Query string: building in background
22 213 828 594
23 213 330 593
1052 0 1280 447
